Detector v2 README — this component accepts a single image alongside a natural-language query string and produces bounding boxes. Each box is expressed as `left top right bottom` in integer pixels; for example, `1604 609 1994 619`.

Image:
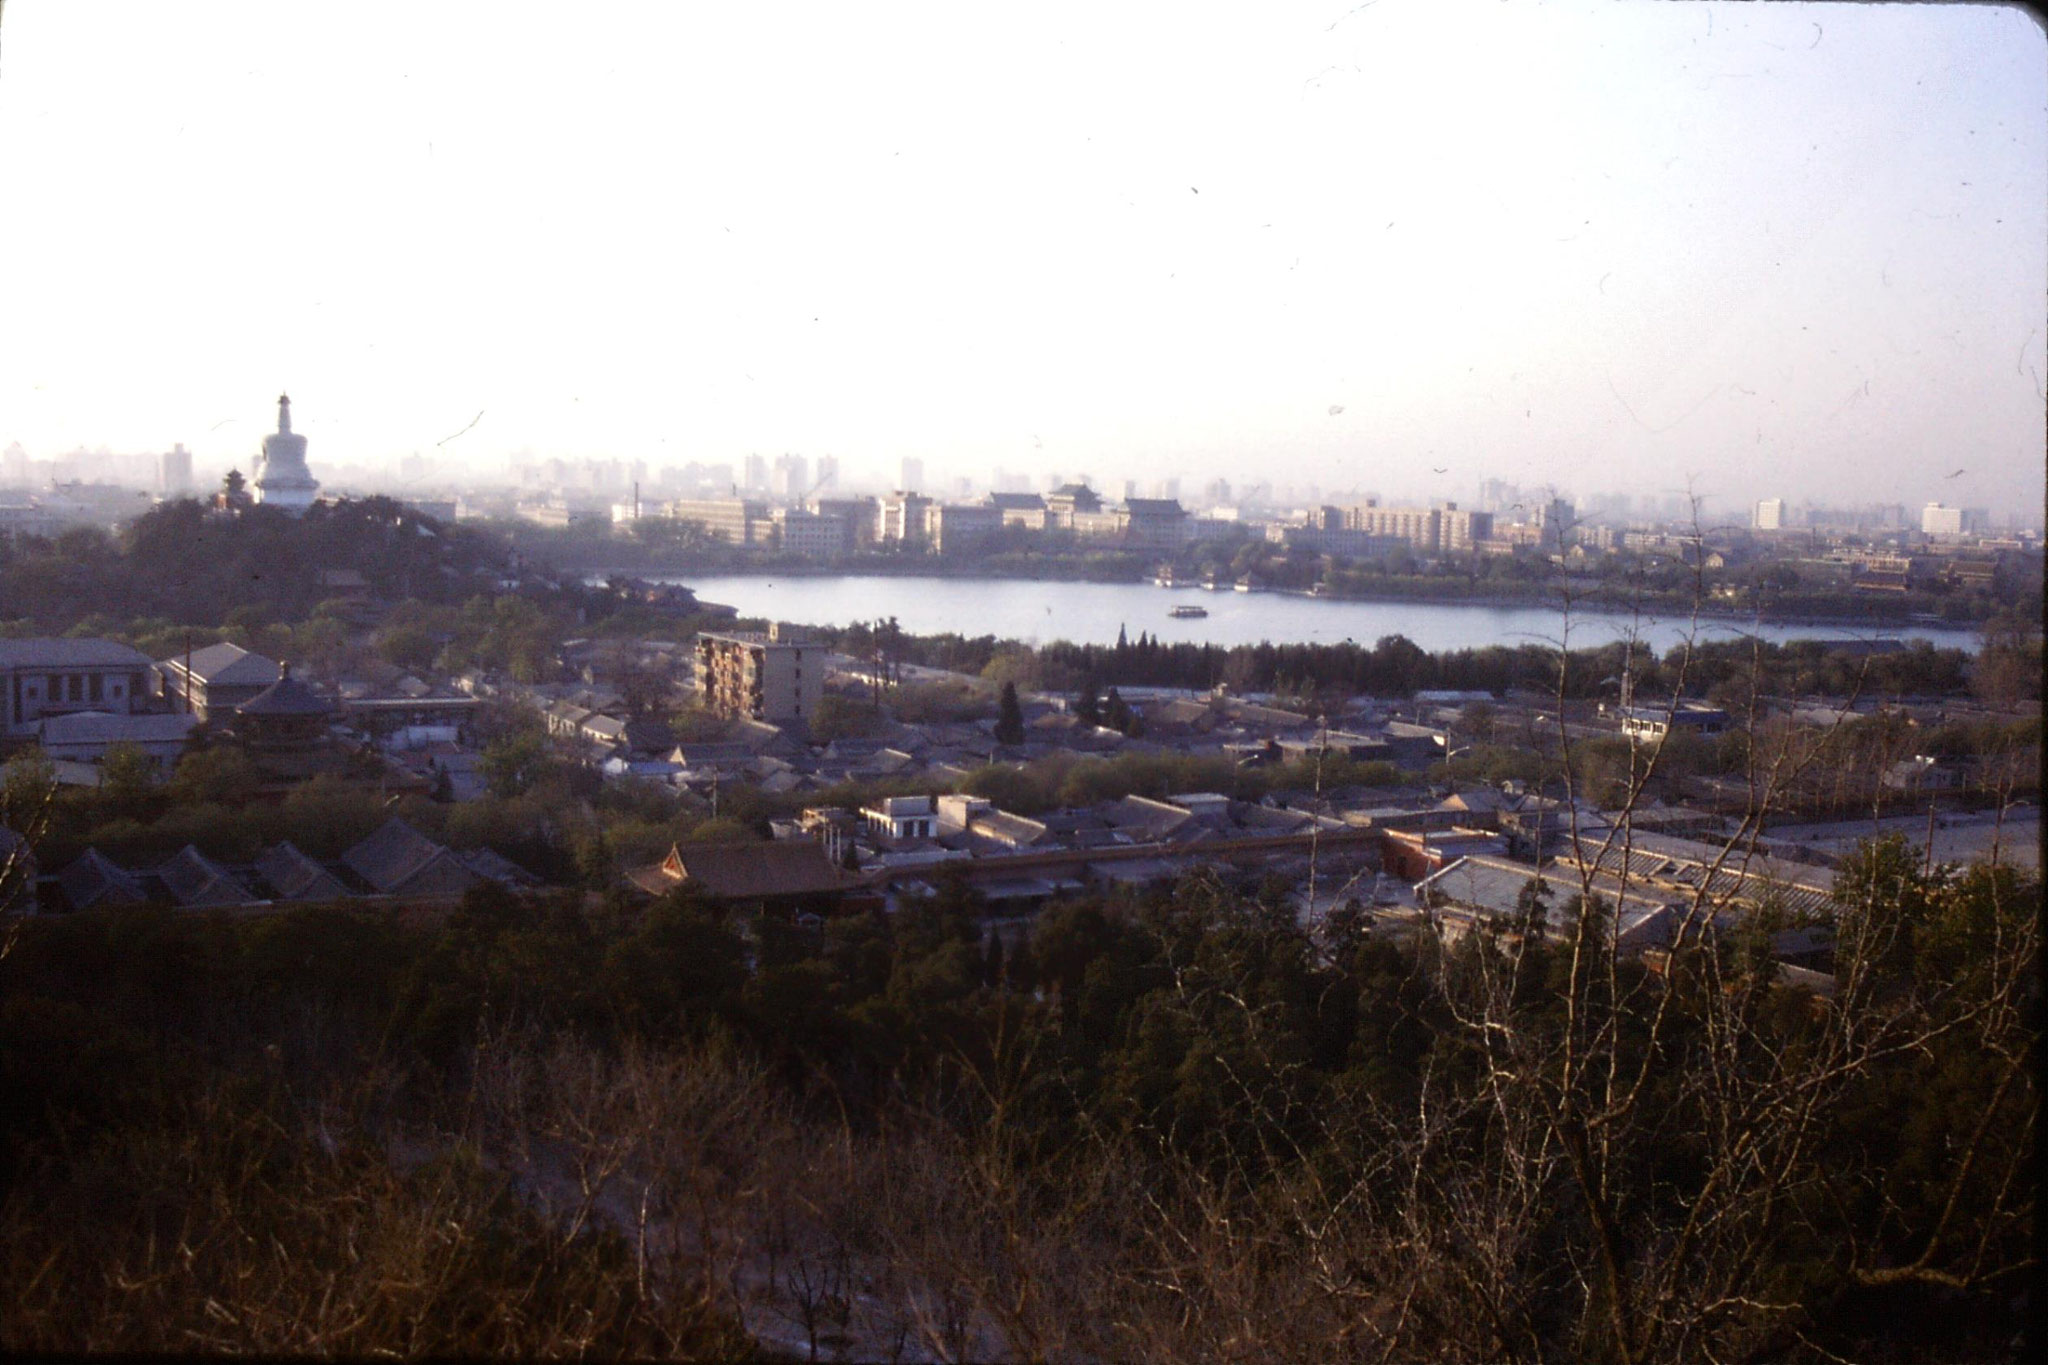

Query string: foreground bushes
0 848 2033 1361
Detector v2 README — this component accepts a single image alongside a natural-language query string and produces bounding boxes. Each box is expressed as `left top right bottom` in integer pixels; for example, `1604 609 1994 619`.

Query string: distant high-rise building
253 394 319 515
744 454 770 494
1 442 28 486
160 443 193 494
814 454 839 493
1753 498 1784 531
1921 503 1966 536
900 457 925 494
877 491 932 546
1533 497 1576 549
773 453 809 501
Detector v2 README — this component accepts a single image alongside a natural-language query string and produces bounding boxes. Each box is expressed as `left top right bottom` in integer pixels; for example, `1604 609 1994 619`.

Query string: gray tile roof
342 818 480 896
254 841 354 901
156 845 251 907
57 847 146 910
236 666 334 716
160 641 282 686
0 638 152 669
36 711 199 746
634 840 846 899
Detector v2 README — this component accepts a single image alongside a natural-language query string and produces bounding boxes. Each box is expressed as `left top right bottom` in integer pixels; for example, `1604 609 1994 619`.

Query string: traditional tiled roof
254 841 354 901
633 840 846 900
57 847 146 911
236 663 334 717
456 846 542 887
341 818 480 897
1103 795 1196 837
156 844 251 907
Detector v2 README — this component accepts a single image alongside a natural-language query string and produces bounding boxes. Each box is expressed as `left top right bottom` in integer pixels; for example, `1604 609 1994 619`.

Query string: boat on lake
1170 604 1209 618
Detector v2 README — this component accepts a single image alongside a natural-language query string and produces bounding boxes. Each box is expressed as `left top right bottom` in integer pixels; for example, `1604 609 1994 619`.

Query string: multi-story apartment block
876 492 932 547
770 507 849 559
1754 498 1785 531
1920 503 1962 536
1529 498 1574 550
695 625 823 724
1921 503 1979 537
1335 500 1493 555
812 495 877 550
1439 503 1494 553
922 501 1003 553
671 497 770 545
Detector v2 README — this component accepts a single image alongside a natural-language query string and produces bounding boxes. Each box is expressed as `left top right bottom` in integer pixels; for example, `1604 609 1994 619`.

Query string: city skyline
1 421 2029 534
0 2 2042 514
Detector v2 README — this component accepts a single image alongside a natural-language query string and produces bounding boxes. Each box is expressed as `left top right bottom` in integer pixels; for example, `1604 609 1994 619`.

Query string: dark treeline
0 839 2032 1360
833 623 2014 707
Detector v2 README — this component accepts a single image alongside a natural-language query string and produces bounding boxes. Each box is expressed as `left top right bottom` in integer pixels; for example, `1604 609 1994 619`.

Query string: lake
637 574 1986 656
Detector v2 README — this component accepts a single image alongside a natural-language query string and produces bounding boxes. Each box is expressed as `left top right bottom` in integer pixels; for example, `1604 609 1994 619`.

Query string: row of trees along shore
833 611 2038 712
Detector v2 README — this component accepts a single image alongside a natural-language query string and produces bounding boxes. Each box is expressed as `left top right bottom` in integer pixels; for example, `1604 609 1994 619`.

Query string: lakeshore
632 572 1987 655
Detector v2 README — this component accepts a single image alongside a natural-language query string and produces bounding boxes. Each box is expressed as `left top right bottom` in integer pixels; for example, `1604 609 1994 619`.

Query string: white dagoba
254 393 320 514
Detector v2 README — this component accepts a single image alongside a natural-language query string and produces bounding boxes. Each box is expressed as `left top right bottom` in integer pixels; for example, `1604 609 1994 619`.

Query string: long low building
1 638 154 735
34 710 199 766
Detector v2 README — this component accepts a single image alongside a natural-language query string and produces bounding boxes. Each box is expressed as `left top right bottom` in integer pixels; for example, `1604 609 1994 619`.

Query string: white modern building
1920 503 1977 537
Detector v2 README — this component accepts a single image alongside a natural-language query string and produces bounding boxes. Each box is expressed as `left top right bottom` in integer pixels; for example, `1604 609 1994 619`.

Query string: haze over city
1 0 2042 516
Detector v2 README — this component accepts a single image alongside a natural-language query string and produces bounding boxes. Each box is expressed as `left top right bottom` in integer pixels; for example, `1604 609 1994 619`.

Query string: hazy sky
1 1 2042 512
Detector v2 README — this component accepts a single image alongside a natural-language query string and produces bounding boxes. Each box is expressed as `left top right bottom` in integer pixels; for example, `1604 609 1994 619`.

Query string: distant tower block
254 393 320 514
160 443 193 493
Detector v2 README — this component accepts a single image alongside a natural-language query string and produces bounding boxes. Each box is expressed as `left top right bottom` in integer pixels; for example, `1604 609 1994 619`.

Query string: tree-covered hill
0 497 518 629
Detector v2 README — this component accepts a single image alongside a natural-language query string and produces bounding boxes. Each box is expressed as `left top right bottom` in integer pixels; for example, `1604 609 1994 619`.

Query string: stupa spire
254 391 318 514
